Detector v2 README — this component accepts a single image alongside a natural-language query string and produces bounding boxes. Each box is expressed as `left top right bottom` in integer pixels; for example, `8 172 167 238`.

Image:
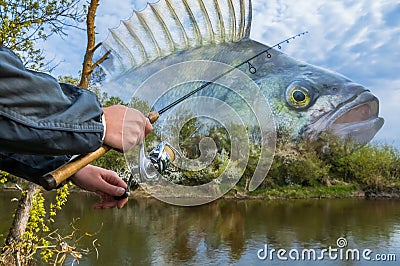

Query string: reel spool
148 141 176 174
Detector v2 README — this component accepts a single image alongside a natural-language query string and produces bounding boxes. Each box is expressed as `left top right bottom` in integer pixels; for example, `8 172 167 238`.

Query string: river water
1 191 400 265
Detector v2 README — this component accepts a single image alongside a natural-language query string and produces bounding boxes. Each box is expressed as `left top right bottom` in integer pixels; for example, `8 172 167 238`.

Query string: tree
0 0 85 69
1 183 39 266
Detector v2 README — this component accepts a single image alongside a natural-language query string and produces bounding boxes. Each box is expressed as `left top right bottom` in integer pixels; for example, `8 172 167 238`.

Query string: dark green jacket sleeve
0 46 104 155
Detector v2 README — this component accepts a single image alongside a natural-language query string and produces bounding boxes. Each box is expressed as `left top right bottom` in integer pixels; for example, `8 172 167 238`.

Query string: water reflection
1 191 400 265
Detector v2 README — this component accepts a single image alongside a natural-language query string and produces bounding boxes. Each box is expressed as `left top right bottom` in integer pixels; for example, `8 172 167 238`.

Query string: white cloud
251 0 399 81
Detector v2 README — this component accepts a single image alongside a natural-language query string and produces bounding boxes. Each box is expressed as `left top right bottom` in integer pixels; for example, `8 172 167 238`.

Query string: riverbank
2 182 400 201
115 183 400 200
2 179 400 201
229 185 400 200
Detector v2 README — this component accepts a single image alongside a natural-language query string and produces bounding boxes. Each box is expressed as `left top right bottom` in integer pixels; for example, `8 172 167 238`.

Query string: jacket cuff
101 114 106 141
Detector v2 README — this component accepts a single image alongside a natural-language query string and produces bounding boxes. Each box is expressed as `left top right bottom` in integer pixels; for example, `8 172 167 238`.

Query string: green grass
247 185 359 200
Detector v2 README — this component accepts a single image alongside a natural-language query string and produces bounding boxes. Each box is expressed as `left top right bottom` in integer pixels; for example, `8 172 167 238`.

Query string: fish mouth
326 92 384 144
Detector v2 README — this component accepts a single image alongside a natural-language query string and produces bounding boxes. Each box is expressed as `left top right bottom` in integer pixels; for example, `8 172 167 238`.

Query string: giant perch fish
98 0 384 145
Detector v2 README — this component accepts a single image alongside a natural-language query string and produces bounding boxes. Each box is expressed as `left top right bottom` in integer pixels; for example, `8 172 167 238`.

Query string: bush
255 132 400 192
261 135 329 188
345 144 399 190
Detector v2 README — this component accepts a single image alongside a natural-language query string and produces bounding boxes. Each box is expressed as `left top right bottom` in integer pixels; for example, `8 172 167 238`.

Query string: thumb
97 180 126 197
145 118 153 136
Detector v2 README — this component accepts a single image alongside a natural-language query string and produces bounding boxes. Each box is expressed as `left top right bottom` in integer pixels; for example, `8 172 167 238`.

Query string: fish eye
293 90 306 102
286 83 314 109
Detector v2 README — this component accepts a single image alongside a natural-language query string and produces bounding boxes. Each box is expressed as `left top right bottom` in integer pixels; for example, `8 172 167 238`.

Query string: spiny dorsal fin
100 0 252 77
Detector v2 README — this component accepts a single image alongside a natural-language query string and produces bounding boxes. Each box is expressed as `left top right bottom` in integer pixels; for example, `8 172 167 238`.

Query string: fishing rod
158 31 308 115
39 31 308 191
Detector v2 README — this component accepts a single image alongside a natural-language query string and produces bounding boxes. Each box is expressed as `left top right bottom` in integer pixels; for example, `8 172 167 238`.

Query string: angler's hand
70 165 128 209
103 105 153 152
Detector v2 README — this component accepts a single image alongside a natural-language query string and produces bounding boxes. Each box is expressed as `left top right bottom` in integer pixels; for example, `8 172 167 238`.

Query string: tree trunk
79 0 110 89
1 183 39 265
79 0 100 89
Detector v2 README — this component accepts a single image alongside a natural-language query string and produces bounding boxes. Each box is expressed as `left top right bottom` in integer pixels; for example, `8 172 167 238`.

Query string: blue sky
40 0 400 147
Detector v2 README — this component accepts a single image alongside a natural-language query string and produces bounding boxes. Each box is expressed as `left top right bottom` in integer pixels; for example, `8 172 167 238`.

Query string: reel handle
39 111 159 191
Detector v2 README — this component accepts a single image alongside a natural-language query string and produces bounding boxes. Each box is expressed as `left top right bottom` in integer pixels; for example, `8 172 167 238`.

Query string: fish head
252 48 384 144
